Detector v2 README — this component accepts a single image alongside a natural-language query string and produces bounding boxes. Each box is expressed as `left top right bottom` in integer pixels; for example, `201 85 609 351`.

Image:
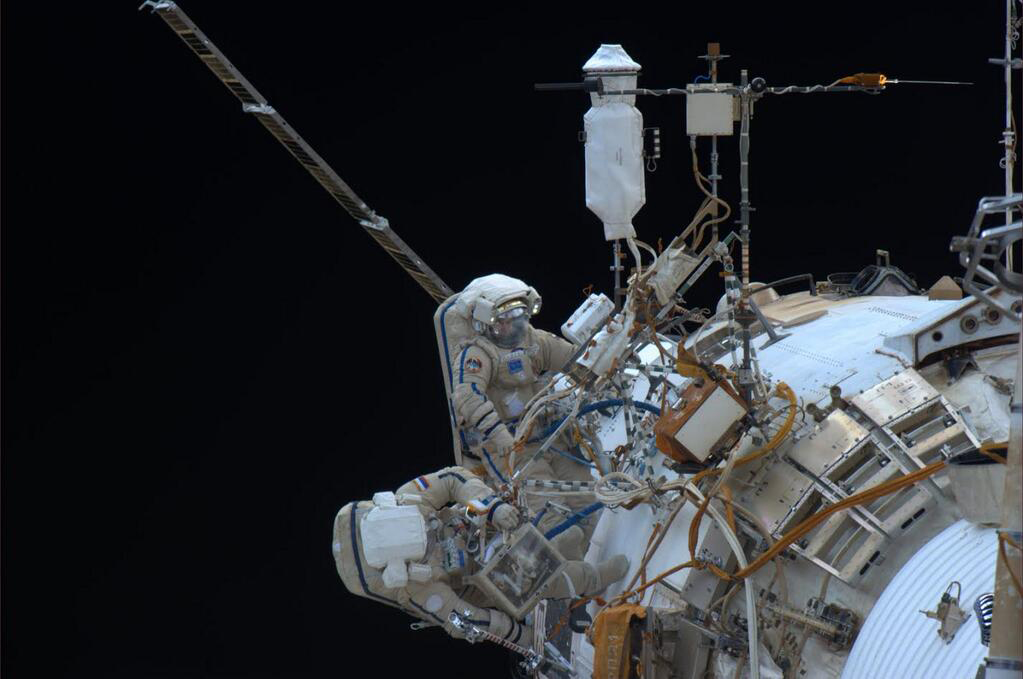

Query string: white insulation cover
841 519 996 679
582 45 645 242
584 103 645 241
582 43 641 73
359 504 427 568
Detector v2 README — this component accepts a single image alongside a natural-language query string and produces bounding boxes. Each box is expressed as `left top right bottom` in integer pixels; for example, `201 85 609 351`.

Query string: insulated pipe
687 485 761 679
986 330 1022 677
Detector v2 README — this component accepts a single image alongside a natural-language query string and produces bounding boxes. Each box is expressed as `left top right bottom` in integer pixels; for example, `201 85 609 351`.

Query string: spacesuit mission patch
464 357 482 374
508 359 523 374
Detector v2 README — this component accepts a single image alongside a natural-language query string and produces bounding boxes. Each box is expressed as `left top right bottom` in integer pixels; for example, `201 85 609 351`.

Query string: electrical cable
528 399 662 444
999 531 1023 596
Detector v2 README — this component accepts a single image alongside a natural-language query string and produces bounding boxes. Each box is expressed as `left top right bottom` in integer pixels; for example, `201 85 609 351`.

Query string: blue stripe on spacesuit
470 383 487 400
349 507 400 607
458 346 470 383
458 347 492 445
482 422 500 439
438 471 467 483
486 500 505 524
481 447 507 484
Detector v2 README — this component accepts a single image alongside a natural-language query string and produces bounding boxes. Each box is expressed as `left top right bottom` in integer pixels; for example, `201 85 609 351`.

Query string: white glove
491 503 521 531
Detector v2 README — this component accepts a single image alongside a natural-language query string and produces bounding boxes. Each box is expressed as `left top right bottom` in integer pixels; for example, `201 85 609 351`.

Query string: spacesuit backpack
331 492 432 608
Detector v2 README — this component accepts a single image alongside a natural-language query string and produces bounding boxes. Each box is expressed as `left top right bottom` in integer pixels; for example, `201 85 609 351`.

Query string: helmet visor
489 307 528 348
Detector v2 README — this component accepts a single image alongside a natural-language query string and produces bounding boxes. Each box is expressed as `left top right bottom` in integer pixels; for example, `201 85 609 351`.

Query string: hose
528 399 661 443
543 502 604 541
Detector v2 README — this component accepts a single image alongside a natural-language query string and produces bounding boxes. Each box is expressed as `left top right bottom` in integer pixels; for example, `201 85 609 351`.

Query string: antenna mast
993 0 1021 268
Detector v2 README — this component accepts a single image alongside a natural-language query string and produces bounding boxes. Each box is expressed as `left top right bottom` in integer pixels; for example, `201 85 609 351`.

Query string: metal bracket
242 102 276 115
950 194 1023 319
358 217 389 232
747 297 789 349
985 657 1023 671
137 0 176 11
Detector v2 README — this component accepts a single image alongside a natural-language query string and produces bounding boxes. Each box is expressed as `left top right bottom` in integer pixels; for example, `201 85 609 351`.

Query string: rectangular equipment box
471 523 565 619
685 85 734 137
654 378 747 463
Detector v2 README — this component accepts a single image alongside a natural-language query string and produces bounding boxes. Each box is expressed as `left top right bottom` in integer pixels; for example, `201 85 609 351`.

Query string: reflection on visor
495 307 527 322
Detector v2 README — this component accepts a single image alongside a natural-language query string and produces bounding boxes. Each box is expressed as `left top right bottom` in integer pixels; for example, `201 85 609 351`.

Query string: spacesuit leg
405 580 532 646
543 556 631 599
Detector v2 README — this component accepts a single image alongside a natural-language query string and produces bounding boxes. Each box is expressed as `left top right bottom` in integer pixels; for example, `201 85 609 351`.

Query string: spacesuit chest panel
488 344 541 421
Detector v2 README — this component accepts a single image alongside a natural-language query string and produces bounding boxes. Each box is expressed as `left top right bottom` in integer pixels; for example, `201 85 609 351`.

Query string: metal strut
141 1 454 303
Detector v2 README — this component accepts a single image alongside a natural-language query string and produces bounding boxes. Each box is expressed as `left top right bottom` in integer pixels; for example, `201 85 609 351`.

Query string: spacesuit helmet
462 274 542 349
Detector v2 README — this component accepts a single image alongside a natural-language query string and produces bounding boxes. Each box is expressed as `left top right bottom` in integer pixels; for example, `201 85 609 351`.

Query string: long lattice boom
142 1 454 303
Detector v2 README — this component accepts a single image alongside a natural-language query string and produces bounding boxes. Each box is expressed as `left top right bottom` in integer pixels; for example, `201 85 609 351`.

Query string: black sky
4 3 1019 677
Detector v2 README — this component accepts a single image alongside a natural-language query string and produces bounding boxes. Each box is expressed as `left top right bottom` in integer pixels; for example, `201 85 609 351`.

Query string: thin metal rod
739 70 751 287
1004 0 1016 270
886 79 974 85
710 49 721 242
612 240 625 310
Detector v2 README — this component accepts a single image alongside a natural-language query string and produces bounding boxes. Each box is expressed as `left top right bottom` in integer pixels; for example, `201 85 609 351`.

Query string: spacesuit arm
396 466 489 509
534 328 576 374
450 345 516 482
396 466 517 529
406 581 531 644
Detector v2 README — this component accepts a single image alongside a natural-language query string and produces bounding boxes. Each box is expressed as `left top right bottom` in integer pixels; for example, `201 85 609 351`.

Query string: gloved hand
491 503 521 531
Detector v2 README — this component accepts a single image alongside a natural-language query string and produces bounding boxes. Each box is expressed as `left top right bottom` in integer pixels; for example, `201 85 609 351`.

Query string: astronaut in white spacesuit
332 466 629 645
442 275 600 547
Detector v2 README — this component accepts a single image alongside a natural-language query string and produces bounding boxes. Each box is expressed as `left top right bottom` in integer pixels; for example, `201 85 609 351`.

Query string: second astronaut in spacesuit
332 466 628 645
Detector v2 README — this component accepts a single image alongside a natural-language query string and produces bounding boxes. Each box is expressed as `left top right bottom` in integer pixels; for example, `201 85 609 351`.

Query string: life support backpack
433 293 496 467
332 501 407 611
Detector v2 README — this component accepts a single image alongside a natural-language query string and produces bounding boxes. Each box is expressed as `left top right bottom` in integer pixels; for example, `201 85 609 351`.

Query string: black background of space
3 3 1019 677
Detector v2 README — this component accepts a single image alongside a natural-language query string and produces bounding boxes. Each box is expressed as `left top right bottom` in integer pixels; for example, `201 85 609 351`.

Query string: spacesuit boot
594 555 630 591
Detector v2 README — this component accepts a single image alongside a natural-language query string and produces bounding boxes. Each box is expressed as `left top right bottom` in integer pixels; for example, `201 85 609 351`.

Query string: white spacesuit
332 467 628 644
438 275 600 546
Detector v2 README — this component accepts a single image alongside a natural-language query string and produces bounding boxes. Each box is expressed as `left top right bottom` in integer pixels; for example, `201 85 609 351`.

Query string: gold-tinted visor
493 299 529 320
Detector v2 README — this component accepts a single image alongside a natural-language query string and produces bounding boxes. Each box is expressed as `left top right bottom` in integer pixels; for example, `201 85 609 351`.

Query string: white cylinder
582 45 646 242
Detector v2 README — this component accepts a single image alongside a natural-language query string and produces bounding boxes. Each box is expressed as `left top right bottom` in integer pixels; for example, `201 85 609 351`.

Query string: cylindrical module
582 45 646 242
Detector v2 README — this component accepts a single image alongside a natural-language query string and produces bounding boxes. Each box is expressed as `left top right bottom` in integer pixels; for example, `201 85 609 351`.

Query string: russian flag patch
414 476 430 491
